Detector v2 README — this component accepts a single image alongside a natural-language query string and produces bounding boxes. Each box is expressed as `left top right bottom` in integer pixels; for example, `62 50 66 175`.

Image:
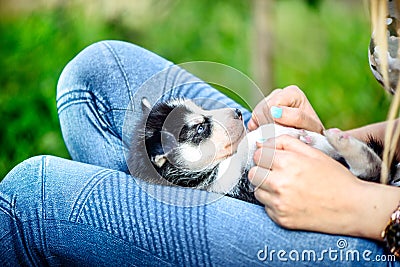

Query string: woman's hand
248 135 367 236
248 85 324 134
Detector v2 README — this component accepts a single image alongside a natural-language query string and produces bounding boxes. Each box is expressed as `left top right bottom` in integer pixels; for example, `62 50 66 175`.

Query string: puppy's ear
151 131 178 168
141 97 152 113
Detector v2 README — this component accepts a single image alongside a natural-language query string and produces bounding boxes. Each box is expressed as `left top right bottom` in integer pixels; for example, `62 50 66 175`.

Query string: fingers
247 118 258 131
252 135 325 175
248 85 297 131
254 187 272 206
267 86 324 133
266 85 303 108
248 85 324 133
248 166 271 189
248 99 270 131
253 139 275 167
256 134 313 156
249 136 304 189
248 89 282 131
271 106 324 134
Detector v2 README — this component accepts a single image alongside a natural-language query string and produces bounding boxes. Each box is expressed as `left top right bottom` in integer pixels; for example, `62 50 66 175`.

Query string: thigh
57 40 251 172
0 156 393 266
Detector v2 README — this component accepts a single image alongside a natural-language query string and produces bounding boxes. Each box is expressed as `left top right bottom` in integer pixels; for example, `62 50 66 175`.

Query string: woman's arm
249 135 400 241
356 180 400 240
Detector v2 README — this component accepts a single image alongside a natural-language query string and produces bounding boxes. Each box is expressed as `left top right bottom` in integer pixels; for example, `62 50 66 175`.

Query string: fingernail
270 106 282 119
257 138 267 143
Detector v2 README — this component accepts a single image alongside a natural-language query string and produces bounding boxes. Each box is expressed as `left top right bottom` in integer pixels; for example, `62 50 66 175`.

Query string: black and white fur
128 98 400 205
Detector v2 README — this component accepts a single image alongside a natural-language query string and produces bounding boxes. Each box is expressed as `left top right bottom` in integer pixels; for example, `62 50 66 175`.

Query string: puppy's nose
234 108 242 120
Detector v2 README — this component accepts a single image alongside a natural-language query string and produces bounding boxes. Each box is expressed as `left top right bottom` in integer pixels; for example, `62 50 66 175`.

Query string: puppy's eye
196 124 205 134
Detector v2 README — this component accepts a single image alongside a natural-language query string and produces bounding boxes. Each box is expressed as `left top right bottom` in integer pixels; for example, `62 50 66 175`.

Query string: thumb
270 106 324 134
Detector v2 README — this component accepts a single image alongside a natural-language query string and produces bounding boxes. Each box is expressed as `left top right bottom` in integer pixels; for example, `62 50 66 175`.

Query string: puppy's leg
324 128 382 180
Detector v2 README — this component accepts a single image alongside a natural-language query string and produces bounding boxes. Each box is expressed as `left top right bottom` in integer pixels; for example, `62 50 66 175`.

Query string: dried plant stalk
371 0 400 184
371 0 389 89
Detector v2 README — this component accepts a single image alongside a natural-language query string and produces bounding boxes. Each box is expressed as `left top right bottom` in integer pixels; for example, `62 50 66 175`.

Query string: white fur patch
180 144 203 163
211 156 242 193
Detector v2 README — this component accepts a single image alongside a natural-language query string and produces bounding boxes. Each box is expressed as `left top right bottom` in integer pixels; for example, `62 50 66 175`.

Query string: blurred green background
0 0 391 180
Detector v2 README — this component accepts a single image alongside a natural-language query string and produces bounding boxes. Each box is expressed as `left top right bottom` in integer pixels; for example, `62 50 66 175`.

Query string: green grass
273 1 391 129
0 0 392 180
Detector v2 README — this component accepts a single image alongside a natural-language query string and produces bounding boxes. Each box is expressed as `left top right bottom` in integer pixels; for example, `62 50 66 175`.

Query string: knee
2 155 46 189
0 156 56 264
1 156 53 221
56 41 111 98
56 40 170 98
57 40 145 96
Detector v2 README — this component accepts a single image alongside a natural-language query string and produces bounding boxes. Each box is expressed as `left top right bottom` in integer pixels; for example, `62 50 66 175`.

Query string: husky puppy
128 98 400 205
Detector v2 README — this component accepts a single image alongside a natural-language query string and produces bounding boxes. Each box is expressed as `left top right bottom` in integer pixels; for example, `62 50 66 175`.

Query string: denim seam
101 41 135 139
164 65 179 95
57 90 120 137
40 156 51 263
57 96 93 115
0 196 13 218
41 156 46 220
68 169 116 223
57 89 110 116
0 196 17 244
101 41 134 109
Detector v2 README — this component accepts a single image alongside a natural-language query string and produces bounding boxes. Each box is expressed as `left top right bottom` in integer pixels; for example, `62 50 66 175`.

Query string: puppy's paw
298 130 315 145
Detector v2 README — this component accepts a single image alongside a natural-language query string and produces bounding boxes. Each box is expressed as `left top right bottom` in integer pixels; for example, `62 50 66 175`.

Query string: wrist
381 202 400 257
348 180 400 240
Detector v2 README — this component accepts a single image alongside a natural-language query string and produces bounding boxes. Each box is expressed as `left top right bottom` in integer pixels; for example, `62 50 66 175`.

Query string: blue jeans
0 41 397 266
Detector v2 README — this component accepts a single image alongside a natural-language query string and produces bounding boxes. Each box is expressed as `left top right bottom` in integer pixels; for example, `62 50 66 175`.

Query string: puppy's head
129 99 246 184
140 99 246 175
